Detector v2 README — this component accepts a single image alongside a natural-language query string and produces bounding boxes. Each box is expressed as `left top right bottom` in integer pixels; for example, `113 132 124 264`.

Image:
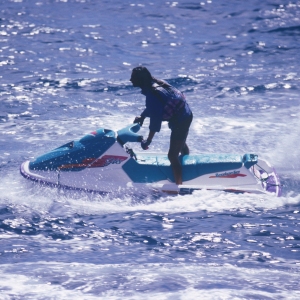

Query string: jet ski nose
29 128 116 171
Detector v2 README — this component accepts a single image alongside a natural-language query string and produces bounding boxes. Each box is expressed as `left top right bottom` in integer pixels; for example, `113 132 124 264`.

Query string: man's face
130 72 140 87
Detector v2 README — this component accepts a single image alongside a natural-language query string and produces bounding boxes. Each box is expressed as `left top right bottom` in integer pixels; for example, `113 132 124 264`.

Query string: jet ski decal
89 155 128 168
59 155 128 170
209 170 247 178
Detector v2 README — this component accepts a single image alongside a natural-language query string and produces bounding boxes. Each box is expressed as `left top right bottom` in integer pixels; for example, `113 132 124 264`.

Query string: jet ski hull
20 124 282 196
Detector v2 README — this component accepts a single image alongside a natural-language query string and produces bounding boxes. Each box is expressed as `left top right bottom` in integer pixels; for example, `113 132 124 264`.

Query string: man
130 66 193 185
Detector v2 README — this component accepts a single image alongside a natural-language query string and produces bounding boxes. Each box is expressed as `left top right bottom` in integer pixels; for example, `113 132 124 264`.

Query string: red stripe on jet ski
209 174 247 178
59 155 128 170
88 155 128 167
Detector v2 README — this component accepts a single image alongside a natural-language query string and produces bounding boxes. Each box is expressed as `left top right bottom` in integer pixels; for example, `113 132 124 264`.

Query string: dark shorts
170 114 193 141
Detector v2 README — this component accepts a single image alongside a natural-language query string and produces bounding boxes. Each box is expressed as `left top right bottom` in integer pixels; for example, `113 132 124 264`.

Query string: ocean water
1 0 300 299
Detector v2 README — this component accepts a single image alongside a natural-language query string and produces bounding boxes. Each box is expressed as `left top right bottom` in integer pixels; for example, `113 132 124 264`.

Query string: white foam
1 262 299 299
1 170 300 216
269 116 300 172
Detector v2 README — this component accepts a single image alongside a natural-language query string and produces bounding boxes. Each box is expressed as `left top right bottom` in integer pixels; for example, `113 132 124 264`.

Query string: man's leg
180 143 190 156
168 139 186 185
169 114 193 184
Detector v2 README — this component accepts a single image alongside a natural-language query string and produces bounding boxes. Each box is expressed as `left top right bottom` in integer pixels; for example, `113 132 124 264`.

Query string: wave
268 25 300 36
177 3 206 11
1 262 299 299
215 81 297 98
0 75 201 96
3 74 297 100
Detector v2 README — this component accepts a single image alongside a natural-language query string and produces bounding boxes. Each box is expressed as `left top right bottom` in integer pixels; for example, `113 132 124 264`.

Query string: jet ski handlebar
116 123 143 146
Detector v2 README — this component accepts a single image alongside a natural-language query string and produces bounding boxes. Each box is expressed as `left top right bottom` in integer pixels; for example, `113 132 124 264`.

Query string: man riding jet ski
130 66 193 186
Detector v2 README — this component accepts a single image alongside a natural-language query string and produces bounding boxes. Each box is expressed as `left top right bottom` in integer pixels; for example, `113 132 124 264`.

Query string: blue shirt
140 82 192 132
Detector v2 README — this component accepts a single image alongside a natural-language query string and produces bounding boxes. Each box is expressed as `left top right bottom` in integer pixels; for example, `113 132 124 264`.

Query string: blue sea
1 0 300 298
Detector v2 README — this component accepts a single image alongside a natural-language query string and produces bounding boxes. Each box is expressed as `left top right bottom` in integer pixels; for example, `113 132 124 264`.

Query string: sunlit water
1 0 300 299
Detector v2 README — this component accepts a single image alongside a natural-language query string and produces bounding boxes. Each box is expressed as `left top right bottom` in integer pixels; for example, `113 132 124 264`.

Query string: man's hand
133 116 145 126
141 139 151 150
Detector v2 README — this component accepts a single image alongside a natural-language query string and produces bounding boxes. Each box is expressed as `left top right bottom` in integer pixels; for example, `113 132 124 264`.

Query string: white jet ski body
20 124 282 196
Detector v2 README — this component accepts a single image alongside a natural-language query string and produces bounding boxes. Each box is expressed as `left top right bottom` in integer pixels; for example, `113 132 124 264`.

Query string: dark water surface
1 0 300 299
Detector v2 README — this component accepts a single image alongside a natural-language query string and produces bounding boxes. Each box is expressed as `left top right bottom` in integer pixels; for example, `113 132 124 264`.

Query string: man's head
130 66 153 88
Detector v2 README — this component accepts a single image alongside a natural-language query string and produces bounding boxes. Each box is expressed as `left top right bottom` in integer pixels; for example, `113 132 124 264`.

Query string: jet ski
20 123 282 196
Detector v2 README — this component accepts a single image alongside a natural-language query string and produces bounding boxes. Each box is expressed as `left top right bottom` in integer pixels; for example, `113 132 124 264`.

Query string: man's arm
141 130 155 150
147 131 155 142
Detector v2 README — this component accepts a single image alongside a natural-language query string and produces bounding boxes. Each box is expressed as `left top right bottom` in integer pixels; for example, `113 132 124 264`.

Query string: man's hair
131 66 169 88
131 66 153 87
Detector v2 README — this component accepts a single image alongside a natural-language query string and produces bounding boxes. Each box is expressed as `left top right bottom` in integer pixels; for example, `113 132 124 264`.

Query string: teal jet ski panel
242 153 258 169
117 123 143 145
122 155 169 183
180 154 243 181
29 128 116 171
122 153 244 183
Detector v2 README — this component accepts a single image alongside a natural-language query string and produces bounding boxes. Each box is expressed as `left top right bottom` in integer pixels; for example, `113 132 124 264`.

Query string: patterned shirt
140 81 192 132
